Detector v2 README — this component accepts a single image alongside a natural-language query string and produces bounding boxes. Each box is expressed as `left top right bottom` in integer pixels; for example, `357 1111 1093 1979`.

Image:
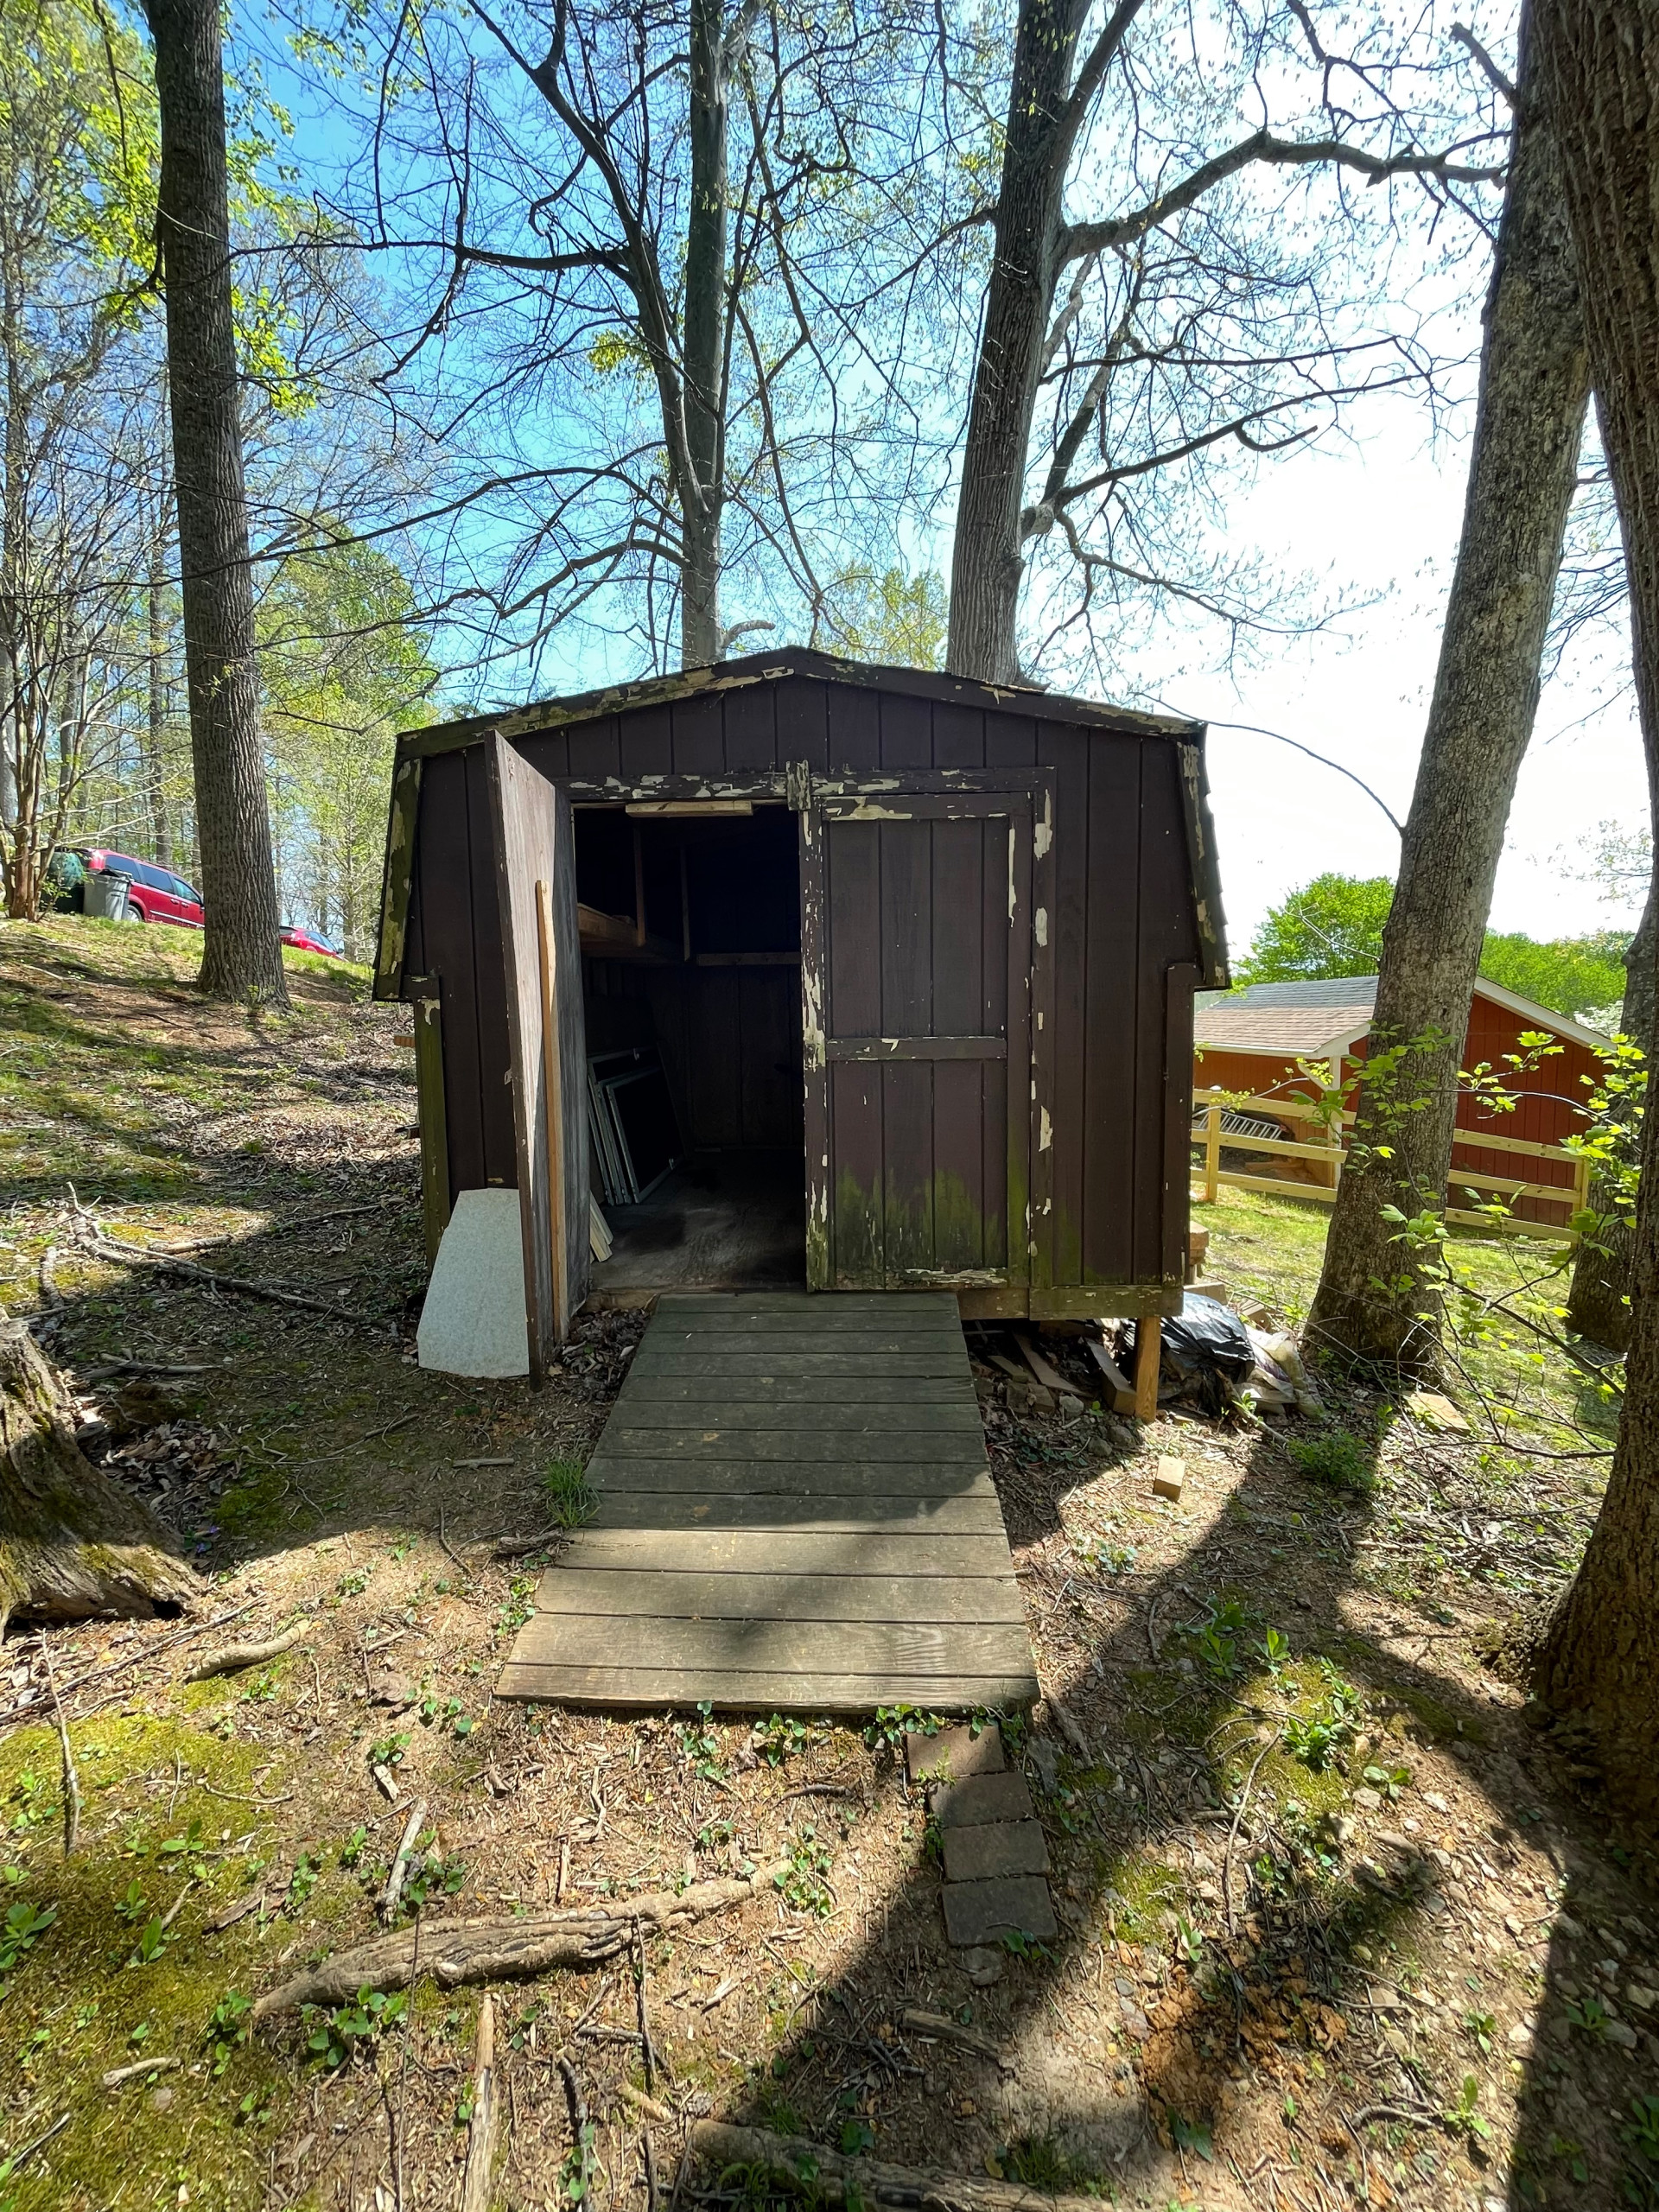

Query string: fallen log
184 1618 312 1681
253 1859 791 2021
687 2120 1120 2210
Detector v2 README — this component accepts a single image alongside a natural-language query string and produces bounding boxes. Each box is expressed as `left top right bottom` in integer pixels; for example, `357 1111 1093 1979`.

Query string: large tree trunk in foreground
944 0 1096 683
1307 6 1588 1373
1530 0 1659 1827
144 0 287 1008
1565 880 1654 1351
0 1320 200 1638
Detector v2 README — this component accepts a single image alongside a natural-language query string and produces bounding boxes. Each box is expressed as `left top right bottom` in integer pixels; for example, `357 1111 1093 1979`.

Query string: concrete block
942 1875 1058 1948
932 1770 1034 1828
943 1819 1049 1884
1152 1455 1185 1502
416 1188 529 1378
906 1724 1004 1788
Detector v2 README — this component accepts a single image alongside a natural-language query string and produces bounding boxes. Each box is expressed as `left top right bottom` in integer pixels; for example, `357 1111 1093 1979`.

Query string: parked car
280 923 340 957
79 849 204 928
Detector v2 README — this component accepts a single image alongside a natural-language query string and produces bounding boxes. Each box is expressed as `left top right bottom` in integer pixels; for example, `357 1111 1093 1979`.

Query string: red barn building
1192 976 1609 1232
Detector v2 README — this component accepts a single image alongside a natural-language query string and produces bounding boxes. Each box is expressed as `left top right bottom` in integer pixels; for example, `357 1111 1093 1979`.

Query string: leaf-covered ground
0 918 1653 2212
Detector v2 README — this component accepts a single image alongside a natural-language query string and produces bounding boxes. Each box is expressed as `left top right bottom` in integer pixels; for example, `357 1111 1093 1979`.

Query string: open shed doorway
575 801 805 1297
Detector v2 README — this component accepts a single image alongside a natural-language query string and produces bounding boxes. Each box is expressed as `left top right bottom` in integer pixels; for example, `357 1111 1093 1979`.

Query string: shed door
487 734 588 1379
803 791 1032 1291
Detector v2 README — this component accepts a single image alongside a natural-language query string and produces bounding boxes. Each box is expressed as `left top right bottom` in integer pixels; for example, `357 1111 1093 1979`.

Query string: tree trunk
1529 0 1659 1827
143 0 287 1007
0 1320 200 1639
1306 5 1589 1373
146 531 174 870
679 0 728 670
944 0 1094 683
1564 880 1652 1351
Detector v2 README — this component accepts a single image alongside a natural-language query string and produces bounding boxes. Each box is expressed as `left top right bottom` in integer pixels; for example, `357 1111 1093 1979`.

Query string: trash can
85 869 131 920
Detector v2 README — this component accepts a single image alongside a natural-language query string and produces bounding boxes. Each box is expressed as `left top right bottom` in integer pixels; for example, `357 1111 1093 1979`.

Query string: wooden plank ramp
497 1291 1038 1714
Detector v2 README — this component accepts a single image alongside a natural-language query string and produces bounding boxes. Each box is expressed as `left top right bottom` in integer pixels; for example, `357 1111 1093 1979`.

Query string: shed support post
1133 1317 1161 1422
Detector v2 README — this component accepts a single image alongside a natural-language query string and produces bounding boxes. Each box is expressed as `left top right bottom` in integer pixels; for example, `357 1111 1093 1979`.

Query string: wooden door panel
807 798 1030 1291
488 734 588 1380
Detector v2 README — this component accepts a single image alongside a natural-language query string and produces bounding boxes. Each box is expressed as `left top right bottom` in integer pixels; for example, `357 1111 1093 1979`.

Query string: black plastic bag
1159 1294 1255 1415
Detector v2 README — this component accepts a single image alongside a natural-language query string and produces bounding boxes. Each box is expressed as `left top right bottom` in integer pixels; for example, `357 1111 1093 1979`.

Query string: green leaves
302 1984 408 2070
0 1898 56 1980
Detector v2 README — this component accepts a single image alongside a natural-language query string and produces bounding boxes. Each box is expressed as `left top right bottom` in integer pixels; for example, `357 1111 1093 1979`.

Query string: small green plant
1463 2010 1496 2057
335 1567 371 1599
205 1990 253 2075
1285 1429 1376 1496
1170 2114 1215 2162
1175 1916 1205 1964
240 1669 279 1703
397 1834 467 1916
1260 1625 1290 1673
303 1985 409 2070
1622 2094 1659 2207
157 1818 209 1880
752 1714 809 1767
1361 1761 1411 1803
675 1700 727 1781
130 1914 168 1967
285 1851 321 1916
112 1878 149 1926
1283 1662 1364 1772
541 1458 596 1529
368 1731 410 1771
1566 1993 1609 2037
7 1774 48 1834
1077 1536 1137 1575
839 2118 875 2154
1444 2074 1491 2143
997 1927 1051 1962
776 1827 833 1917
338 1826 367 1869
499 1577 536 1632
863 1703 941 1752
559 2120 599 2202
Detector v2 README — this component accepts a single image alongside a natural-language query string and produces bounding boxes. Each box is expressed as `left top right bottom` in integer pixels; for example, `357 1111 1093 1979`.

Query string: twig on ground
185 1618 311 1681
1222 1732 1281 1936
66 1196 384 1328
41 1643 79 1856
633 1917 658 2091
102 2054 183 2089
0 2113 70 2172
436 1509 468 1578
458 1995 498 2212
382 1799 429 1924
0 1603 255 1731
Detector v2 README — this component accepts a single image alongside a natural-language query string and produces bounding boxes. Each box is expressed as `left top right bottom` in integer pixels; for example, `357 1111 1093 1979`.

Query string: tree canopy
1239 872 1634 1024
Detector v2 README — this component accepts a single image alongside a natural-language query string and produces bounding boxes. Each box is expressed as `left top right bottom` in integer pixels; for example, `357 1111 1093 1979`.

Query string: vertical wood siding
404 677 1203 1302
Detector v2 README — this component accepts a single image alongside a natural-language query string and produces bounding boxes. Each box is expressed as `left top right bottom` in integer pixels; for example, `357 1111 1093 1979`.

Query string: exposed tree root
687 2120 1116 2210
252 1859 791 2021
0 1319 200 1638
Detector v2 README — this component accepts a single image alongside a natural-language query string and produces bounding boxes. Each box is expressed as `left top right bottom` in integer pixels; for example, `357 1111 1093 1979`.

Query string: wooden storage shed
374 650 1228 1378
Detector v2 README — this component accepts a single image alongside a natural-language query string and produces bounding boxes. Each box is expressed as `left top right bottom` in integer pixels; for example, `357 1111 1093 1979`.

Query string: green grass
538 1456 597 1529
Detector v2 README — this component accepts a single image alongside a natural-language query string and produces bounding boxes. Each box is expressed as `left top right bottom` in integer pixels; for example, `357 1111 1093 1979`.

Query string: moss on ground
0 1713 361 2210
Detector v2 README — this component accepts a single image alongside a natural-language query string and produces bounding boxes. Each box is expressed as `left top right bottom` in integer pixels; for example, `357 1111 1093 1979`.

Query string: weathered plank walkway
497 1291 1038 1713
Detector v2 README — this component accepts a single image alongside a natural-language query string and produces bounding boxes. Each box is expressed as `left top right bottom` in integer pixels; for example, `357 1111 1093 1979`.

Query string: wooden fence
1191 1089 1593 1242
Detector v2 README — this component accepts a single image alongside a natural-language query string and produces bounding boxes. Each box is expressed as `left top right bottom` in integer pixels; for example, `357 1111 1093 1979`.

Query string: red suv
81 849 205 929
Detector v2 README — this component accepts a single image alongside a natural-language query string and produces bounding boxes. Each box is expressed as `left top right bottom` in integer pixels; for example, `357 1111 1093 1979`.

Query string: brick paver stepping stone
906 1723 1058 1950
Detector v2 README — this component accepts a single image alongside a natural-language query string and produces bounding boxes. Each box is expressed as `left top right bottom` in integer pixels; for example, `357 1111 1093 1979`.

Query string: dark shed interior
376 650 1228 1323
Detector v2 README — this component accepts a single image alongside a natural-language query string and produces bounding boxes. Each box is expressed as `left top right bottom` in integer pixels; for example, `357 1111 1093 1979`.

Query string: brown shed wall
401 671 1203 1304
